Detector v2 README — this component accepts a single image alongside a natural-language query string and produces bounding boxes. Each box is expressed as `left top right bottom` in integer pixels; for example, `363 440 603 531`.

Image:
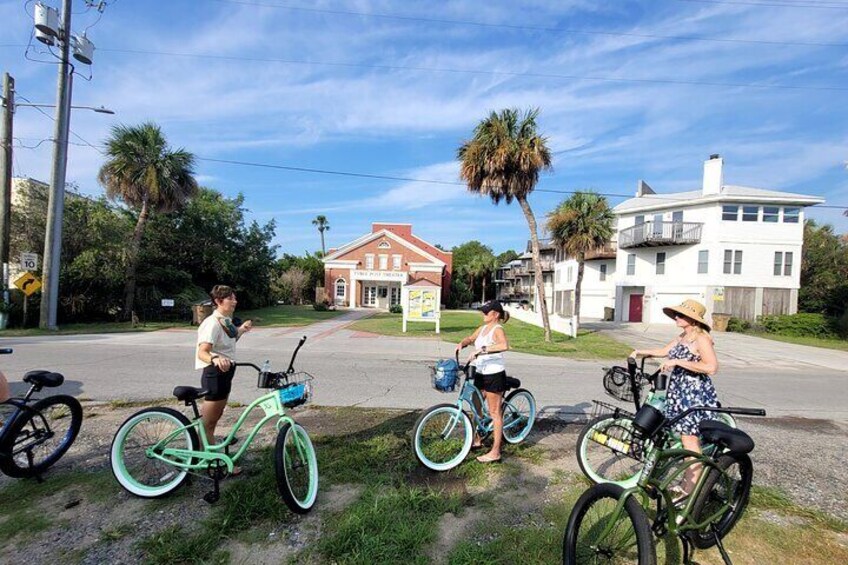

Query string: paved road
2 314 847 420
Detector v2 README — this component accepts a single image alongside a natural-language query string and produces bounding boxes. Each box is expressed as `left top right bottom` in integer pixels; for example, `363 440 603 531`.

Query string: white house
553 155 824 326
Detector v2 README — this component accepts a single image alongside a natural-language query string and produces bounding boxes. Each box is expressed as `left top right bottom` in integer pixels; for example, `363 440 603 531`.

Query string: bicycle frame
0 384 55 446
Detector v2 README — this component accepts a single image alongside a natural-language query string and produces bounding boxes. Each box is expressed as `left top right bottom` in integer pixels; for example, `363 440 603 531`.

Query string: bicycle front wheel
275 422 319 514
502 388 536 444
0 395 83 478
412 404 473 471
563 483 656 565
110 407 199 498
685 453 753 549
576 415 649 488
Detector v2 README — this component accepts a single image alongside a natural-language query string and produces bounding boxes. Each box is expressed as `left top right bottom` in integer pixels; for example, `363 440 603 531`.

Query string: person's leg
478 390 503 462
201 399 228 444
0 371 10 403
680 434 703 492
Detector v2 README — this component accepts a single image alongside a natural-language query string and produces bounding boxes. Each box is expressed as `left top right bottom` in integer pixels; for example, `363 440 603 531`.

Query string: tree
312 215 330 256
799 220 848 315
546 192 614 330
277 266 309 305
497 249 520 265
98 122 198 319
451 241 496 305
458 108 553 341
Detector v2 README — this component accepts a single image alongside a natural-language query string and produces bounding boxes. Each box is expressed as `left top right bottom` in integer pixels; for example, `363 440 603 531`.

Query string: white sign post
161 299 175 307
20 252 38 271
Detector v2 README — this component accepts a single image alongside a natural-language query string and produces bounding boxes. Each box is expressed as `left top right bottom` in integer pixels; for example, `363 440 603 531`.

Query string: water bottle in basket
258 360 272 388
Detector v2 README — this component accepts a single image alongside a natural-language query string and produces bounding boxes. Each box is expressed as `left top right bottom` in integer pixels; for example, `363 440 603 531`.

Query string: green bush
757 313 839 338
389 304 403 314
726 317 751 332
313 301 329 312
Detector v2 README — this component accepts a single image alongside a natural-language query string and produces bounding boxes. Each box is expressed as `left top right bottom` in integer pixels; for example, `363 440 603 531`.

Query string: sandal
229 466 244 477
476 454 502 464
470 442 485 451
669 485 690 505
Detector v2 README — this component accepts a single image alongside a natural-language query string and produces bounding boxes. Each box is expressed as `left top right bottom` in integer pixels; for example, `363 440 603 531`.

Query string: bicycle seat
699 420 754 455
505 376 521 390
23 370 65 388
173 386 208 402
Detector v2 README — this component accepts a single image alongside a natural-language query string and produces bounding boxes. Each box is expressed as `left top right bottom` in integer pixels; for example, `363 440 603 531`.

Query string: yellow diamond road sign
14 271 42 297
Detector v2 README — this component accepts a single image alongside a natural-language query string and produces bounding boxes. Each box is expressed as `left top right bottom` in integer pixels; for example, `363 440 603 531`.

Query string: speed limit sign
20 252 39 271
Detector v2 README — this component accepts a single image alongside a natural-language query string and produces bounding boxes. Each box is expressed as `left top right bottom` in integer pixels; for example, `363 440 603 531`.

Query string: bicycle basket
603 366 640 403
431 358 460 393
278 373 314 408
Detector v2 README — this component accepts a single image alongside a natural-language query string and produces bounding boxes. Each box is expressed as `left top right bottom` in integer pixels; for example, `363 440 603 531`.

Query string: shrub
757 313 839 338
313 301 329 312
726 317 750 333
389 304 403 314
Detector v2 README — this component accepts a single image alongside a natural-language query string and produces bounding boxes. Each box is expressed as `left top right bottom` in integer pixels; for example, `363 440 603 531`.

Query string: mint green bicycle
110 337 318 512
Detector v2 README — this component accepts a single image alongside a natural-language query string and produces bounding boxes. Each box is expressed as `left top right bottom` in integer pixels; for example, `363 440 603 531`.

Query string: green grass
742 331 848 352
348 310 631 359
0 321 189 337
236 304 345 327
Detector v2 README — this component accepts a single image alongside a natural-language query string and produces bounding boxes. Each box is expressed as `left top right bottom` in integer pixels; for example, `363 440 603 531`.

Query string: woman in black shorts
196 285 253 459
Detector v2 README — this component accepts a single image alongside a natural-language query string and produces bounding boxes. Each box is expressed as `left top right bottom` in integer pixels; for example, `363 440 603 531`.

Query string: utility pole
40 0 73 330
0 73 14 307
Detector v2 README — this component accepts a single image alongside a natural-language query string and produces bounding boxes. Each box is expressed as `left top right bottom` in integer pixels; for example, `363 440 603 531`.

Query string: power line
93 46 848 92
674 0 848 9
209 0 848 48
15 92 105 153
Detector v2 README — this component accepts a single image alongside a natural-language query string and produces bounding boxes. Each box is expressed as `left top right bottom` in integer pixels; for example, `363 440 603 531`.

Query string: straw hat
662 299 711 331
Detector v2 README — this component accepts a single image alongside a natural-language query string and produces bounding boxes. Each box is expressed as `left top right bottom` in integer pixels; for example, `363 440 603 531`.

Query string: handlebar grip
723 407 767 417
0 348 12 355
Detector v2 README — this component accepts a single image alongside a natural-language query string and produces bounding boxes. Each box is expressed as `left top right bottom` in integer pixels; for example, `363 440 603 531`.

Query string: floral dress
663 341 718 436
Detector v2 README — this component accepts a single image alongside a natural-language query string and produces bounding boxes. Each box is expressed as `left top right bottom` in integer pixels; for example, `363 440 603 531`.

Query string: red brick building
322 223 452 309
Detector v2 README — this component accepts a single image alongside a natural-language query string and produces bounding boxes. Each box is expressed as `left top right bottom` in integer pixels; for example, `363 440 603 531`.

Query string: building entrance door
363 285 377 307
376 285 389 309
628 294 643 322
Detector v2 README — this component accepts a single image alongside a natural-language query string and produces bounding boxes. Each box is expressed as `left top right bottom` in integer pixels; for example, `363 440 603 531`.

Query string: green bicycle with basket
110 337 318 512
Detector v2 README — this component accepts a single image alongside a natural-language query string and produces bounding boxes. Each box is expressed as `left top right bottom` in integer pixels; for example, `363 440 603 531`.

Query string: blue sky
2 0 847 256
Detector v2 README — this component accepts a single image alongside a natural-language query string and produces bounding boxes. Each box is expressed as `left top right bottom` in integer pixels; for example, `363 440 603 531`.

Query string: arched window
334 278 347 301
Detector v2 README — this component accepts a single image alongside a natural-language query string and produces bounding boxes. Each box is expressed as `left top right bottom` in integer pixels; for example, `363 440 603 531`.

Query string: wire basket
603 365 642 403
430 363 460 393
591 399 635 420
277 372 314 409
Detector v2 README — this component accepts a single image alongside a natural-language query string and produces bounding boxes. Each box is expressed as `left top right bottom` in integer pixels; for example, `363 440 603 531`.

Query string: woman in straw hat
630 298 719 497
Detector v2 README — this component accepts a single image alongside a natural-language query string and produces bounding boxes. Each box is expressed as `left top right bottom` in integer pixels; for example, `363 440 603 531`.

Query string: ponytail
500 311 510 324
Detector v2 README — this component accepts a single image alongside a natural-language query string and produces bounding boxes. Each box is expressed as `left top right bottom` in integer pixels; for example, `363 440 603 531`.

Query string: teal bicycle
110 337 318 512
412 354 536 471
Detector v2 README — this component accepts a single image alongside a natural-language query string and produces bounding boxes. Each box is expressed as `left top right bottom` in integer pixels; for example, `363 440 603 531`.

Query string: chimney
703 154 723 195
636 180 655 197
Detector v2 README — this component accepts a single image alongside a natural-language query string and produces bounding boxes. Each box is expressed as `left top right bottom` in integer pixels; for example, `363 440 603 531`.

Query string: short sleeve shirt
196 310 237 369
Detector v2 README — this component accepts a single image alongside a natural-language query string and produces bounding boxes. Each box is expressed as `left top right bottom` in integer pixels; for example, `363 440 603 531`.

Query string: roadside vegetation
727 312 848 351
348 310 631 359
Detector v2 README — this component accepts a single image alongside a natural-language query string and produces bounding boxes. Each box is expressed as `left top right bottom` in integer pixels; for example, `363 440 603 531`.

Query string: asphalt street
2 312 847 421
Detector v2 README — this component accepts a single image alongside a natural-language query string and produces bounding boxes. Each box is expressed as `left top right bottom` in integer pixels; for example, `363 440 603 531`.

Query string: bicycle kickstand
203 477 220 504
26 450 45 484
681 536 693 565
711 524 734 565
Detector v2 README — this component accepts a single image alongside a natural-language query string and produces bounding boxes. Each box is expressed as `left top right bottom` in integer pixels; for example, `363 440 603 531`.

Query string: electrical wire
208 0 848 48
674 0 848 9
15 92 105 154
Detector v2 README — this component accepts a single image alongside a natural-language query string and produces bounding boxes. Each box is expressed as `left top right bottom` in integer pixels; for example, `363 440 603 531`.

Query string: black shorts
201 365 236 401
473 370 507 393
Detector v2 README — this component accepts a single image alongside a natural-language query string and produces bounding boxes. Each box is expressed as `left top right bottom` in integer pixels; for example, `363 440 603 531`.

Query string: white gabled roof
614 185 824 215
322 229 445 267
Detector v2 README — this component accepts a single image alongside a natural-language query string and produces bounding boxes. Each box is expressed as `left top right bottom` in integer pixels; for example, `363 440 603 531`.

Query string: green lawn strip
348 311 631 360
750 485 848 533
740 331 848 352
237 304 344 327
0 321 188 337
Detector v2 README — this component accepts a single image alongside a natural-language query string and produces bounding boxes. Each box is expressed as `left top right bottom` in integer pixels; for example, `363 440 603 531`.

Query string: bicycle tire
502 388 536 444
412 404 473 471
576 414 648 489
684 452 753 549
275 422 319 514
110 407 199 498
0 395 83 478
563 482 656 565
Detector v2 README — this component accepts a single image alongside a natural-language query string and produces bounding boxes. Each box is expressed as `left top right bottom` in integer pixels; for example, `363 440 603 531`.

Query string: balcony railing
584 244 617 260
618 221 703 249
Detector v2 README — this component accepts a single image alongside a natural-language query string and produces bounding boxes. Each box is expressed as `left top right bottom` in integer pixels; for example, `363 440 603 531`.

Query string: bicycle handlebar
234 362 262 372
232 336 309 375
666 405 767 427
0 348 12 355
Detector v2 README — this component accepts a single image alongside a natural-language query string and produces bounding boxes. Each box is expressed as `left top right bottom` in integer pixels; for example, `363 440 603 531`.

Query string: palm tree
478 254 500 303
458 108 554 341
312 215 330 256
98 122 198 319
546 192 614 331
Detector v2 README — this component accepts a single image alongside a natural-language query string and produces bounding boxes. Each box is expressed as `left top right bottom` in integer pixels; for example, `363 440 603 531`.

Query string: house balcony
584 243 618 260
618 221 703 249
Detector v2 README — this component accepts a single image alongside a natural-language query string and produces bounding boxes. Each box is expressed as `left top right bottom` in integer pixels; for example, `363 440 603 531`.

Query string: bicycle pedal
203 491 220 504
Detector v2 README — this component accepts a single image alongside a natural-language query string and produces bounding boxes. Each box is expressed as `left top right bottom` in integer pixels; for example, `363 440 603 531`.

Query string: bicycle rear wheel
576 414 649 489
0 395 83 478
502 388 536 444
563 482 656 564
685 453 753 549
110 407 199 498
275 422 319 514
412 404 473 471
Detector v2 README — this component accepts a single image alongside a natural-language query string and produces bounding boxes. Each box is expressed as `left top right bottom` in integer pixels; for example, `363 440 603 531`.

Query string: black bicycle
0 348 83 479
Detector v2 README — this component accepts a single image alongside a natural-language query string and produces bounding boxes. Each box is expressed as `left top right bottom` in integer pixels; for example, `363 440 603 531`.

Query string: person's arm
237 320 253 338
475 326 509 357
631 338 676 359
0 371 10 403
198 342 232 371
663 334 718 376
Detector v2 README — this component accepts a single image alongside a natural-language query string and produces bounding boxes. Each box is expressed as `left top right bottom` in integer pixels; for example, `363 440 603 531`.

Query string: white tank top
473 323 506 375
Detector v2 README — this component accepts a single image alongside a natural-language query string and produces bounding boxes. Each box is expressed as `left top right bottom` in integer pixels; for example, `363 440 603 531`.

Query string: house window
390 286 401 305
335 278 346 299
392 254 402 270
672 211 683 223
379 254 388 270
634 215 645 226
555 270 561 284
378 240 391 249
785 252 793 275
365 254 374 270
698 250 709 274
722 205 738 221
378 286 388 298
783 207 800 223
763 206 779 223
627 254 636 276
599 263 607 281
774 252 782 276
567 266 573 283
656 252 666 275
723 250 742 275
742 206 759 222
